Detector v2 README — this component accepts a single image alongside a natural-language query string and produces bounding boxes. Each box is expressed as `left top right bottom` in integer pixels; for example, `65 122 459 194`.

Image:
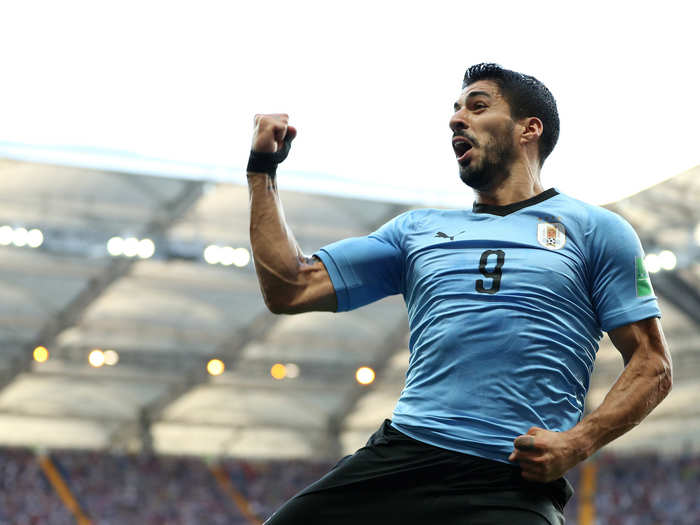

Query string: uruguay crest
537 222 566 250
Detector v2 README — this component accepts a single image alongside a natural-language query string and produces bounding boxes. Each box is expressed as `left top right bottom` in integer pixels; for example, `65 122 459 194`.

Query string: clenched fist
252 113 297 153
508 426 586 482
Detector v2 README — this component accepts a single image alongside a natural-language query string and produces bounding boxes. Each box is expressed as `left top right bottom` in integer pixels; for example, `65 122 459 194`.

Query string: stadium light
644 254 661 274
0 226 12 245
107 236 124 256
232 248 251 267
207 358 225 376
0 226 44 249
11 227 28 247
285 363 300 379
658 250 677 271
355 366 375 385
270 363 286 380
203 245 221 265
27 229 44 248
137 238 156 259
88 349 105 368
103 349 119 366
219 246 235 266
203 245 250 267
33 346 49 363
122 237 140 257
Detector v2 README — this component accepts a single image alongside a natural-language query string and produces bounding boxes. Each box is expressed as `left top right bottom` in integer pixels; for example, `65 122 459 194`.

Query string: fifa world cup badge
635 257 653 297
537 222 566 250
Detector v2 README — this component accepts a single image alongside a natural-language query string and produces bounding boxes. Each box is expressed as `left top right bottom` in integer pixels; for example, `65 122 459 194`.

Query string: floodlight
0 226 12 245
88 349 105 368
137 238 155 259
270 363 286 380
219 246 235 266
122 237 140 257
33 346 49 363
27 229 44 248
103 350 119 366
232 248 251 267
285 363 300 379
644 254 661 274
658 250 677 271
207 358 225 376
203 245 221 264
12 227 28 247
107 237 124 256
356 366 375 385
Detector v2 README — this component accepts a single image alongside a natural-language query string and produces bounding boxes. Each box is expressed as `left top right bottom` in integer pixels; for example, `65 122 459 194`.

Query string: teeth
453 141 470 156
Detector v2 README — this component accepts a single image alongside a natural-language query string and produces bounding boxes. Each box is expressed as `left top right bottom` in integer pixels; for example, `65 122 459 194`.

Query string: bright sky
0 1 697 207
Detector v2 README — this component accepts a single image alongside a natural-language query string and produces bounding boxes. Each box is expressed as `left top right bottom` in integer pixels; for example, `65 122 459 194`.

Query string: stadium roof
0 159 697 459
2 2 699 208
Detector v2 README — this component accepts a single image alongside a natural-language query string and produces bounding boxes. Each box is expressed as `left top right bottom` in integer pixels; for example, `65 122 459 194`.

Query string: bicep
608 317 670 366
287 255 337 313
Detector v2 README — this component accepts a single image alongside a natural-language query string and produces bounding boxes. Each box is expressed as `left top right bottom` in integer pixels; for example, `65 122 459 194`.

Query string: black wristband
247 136 293 177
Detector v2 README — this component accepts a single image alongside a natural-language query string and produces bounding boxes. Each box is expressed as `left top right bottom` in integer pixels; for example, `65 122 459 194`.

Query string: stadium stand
0 448 74 525
1 446 699 524
595 453 700 525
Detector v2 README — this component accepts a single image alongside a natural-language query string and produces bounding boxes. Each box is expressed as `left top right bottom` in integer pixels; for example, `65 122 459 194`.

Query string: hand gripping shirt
314 188 661 463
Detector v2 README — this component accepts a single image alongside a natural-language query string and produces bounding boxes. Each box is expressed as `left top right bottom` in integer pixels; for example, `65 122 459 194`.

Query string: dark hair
462 63 559 166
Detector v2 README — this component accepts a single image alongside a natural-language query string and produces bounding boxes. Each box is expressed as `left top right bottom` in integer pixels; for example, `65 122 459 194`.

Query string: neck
473 157 543 207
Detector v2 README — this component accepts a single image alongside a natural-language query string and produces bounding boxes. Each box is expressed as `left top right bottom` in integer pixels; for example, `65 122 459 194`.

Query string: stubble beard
459 121 517 191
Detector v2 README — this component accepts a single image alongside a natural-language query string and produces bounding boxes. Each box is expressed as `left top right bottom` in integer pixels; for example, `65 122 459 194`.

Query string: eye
473 102 487 110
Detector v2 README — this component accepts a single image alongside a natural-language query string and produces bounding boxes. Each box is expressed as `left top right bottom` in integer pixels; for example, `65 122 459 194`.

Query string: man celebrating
247 63 672 524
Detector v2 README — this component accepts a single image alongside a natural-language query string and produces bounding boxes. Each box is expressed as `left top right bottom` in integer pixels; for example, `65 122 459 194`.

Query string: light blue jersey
314 188 660 463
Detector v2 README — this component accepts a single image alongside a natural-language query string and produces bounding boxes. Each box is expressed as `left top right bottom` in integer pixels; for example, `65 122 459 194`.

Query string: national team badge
537 222 566 250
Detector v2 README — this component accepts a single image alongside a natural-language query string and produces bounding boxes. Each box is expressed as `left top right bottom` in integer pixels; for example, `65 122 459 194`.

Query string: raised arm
247 113 336 314
509 317 672 482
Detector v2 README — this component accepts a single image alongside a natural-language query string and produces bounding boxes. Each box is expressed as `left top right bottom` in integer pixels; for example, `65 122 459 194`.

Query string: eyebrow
453 91 493 111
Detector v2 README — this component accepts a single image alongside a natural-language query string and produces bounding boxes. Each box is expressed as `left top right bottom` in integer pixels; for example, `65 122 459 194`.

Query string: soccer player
246 63 673 524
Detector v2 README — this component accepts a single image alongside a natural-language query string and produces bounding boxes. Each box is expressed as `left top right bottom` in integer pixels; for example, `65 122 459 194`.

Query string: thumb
514 434 536 451
527 426 544 435
286 125 297 143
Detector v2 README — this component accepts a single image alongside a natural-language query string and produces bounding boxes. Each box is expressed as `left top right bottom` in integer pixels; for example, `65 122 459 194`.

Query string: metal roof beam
0 180 205 396
325 317 409 459
109 203 408 453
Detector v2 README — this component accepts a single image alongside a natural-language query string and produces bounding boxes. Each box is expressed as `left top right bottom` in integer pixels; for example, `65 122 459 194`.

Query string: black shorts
264 419 573 525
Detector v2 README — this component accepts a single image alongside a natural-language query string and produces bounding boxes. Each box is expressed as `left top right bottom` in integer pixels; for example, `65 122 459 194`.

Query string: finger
509 449 534 460
286 125 297 142
520 469 543 482
510 452 539 466
514 435 536 451
527 426 544 435
254 113 289 128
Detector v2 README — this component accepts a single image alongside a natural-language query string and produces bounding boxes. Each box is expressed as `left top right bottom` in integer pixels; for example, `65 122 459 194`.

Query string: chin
459 167 491 190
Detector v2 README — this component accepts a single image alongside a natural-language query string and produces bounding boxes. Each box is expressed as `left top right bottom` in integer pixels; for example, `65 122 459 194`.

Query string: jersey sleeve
313 212 408 312
586 208 661 332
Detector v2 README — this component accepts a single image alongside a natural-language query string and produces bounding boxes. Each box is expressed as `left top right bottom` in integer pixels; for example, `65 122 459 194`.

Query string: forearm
569 349 672 458
248 172 308 310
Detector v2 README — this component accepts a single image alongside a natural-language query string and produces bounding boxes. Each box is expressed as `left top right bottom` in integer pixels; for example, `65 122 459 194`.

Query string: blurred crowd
594 452 700 525
0 448 73 525
0 447 697 524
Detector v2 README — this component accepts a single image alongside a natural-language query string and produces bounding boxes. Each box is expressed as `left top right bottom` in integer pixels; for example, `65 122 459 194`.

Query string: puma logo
435 231 465 241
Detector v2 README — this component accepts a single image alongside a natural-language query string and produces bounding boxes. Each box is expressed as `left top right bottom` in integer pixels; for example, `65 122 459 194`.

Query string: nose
449 108 467 133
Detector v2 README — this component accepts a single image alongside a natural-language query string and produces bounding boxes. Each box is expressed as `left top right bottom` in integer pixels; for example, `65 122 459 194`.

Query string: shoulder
554 192 634 237
383 207 458 232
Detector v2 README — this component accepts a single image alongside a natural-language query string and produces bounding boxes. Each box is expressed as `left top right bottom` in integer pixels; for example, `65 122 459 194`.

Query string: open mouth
452 138 473 164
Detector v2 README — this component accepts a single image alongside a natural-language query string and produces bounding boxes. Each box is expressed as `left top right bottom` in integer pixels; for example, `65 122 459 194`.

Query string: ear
519 117 543 147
